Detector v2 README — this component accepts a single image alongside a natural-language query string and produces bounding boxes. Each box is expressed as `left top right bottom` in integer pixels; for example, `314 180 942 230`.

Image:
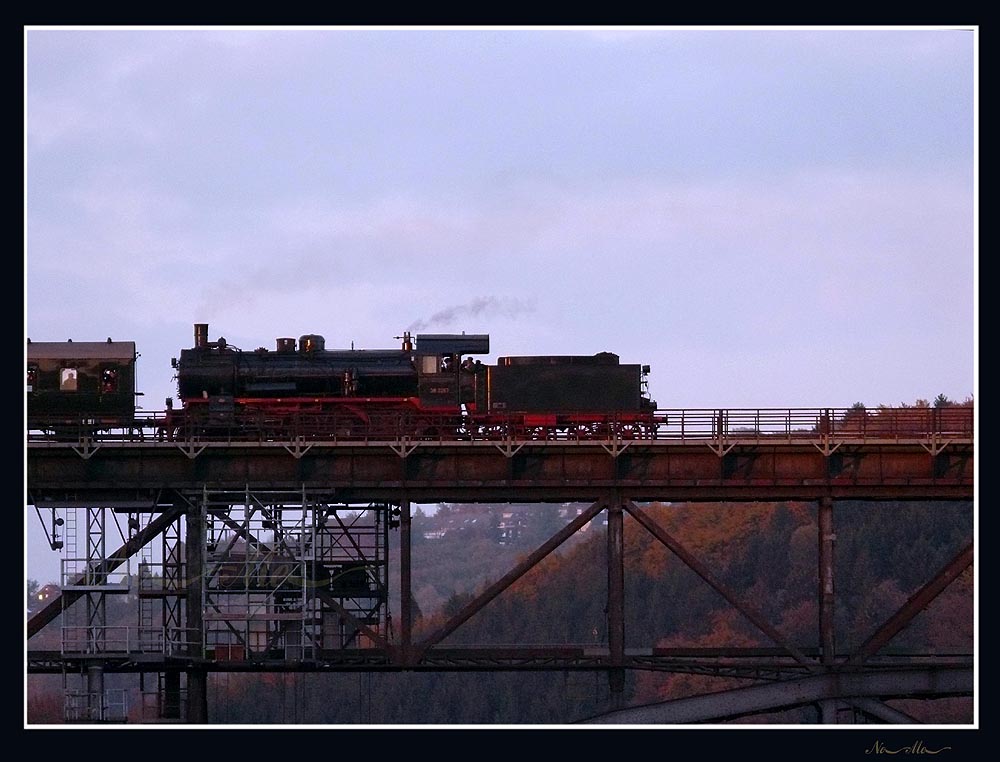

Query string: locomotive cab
414 334 490 409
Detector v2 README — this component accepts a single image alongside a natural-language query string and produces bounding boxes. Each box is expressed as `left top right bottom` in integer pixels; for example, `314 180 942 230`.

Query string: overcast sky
25 26 977 584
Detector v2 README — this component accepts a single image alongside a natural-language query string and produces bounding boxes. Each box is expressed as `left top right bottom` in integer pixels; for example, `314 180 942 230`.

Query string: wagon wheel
486 423 509 440
619 422 646 440
49 420 100 443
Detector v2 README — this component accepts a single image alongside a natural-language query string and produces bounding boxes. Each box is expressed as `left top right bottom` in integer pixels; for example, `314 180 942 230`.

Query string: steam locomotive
27 323 656 439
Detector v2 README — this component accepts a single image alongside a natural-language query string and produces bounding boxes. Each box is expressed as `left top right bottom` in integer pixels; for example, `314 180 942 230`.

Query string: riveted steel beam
416 500 606 655
583 667 972 724
623 501 818 671
846 542 974 666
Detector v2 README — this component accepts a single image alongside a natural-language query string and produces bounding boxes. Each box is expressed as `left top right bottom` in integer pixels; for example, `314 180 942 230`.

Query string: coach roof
27 341 137 361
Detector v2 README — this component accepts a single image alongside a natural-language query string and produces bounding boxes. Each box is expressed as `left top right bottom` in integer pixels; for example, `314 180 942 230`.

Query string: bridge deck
27 407 975 501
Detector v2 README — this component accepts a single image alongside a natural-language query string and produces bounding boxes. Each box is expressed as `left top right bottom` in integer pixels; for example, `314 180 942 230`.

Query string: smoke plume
408 296 535 332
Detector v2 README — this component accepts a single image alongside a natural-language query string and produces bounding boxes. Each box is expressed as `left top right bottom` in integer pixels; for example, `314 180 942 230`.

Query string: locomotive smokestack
194 323 209 349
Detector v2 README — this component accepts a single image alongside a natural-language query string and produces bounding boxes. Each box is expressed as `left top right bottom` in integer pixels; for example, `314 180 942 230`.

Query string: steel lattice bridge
26 406 974 724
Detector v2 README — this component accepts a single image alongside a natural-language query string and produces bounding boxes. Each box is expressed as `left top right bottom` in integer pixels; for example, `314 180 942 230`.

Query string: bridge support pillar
163 671 181 719
185 498 207 723
86 664 104 721
818 496 837 723
187 671 208 723
819 699 838 724
818 496 836 662
400 499 413 666
607 496 625 706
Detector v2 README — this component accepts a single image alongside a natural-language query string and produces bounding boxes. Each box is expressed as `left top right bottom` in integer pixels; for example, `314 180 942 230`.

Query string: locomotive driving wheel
618 422 647 439
484 423 509 440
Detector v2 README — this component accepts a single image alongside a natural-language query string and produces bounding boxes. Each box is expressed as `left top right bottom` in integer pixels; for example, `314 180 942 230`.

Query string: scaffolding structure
199 488 389 662
42 489 389 722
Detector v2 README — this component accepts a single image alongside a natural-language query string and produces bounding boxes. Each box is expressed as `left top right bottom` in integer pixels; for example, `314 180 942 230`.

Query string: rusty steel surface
27 438 974 503
26 647 972 675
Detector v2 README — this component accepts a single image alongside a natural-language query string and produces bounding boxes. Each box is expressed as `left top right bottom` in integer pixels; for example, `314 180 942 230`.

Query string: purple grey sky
25 26 977 584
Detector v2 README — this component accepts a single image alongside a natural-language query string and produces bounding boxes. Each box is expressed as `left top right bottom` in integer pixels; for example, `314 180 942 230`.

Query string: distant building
416 502 605 546
498 512 524 545
28 583 60 613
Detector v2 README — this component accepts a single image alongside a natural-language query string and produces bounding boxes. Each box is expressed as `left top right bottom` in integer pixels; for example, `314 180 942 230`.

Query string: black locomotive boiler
171 323 655 436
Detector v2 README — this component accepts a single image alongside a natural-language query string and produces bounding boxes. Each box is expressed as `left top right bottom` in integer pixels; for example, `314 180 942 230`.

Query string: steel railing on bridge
27 405 975 445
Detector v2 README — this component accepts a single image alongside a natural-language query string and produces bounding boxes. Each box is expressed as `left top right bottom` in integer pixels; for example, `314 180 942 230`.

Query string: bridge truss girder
584 666 973 724
27 490 974 723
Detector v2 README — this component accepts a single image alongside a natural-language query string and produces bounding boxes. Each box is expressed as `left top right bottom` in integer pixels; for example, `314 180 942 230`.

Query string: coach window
102 366 119 393
60 367 78 391
27 365 38 391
